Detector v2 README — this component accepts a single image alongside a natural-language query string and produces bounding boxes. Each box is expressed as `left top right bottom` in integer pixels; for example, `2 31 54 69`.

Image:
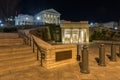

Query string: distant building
15 14 34 26
60 21 89 44
102 21 118 29
34 9 61 25
118 20 120 29
89 21 118 30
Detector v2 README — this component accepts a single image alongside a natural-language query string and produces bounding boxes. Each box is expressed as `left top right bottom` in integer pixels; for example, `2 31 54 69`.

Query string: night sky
19 0 120 22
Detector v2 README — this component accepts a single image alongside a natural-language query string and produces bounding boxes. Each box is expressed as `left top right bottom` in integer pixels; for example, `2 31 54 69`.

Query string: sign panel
56 50 72 61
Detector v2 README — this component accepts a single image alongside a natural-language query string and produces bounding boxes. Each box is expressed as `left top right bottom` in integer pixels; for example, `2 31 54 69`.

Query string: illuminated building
34 9 61 25
15 14 34 25
102 21 118 29
61 21 89 44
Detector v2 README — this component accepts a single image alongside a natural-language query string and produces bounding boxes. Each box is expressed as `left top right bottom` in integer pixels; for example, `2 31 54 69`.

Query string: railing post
37 47 39 60
33 40 35 53
99 44 106 66
111 43 116 61
24 38 26 45
118 44 120 57
25 37 28 45
81 45 90 74
77 44 80 61
41 53 43 66
30 37 31 46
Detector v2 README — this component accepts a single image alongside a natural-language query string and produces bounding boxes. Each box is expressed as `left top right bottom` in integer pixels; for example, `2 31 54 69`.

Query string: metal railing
32 39 46 66
18 30 46 66
18 30 31 46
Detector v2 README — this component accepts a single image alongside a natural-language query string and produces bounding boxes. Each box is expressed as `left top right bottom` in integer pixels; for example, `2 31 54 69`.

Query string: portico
61 21 89 44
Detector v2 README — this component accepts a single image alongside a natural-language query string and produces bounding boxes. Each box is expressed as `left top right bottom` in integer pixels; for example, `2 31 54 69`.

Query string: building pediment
40 9 61 15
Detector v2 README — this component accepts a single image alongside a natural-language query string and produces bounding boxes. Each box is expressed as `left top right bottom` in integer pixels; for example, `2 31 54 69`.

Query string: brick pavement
0 44 120 80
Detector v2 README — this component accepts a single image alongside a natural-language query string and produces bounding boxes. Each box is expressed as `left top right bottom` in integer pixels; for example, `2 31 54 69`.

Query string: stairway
0 33 40 75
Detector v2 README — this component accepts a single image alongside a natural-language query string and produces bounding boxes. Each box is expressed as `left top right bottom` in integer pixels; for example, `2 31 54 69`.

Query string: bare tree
0 0 19 20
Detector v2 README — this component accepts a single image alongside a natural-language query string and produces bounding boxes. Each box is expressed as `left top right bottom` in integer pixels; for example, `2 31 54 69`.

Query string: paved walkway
0 44 120 80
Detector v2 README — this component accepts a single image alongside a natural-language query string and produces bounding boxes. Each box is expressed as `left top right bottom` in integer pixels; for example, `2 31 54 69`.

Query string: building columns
62 28 89 44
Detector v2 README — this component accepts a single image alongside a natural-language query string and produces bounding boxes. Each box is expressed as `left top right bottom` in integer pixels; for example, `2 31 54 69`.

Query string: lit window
51 15 53 18
48 14 50 18
44 14 46 17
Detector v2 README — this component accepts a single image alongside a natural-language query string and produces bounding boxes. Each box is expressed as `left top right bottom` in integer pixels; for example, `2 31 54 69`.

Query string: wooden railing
18 30 46 66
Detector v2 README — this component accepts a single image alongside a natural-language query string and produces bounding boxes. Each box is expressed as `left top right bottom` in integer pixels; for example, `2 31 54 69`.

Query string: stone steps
0 52 35 61
0 61 40 76
0 38 24 46
0 48 39 76
0 49 33 56
0 56 36 66
0 33 40 76
0 45 32 52
0 46 33 56
0 33 19 38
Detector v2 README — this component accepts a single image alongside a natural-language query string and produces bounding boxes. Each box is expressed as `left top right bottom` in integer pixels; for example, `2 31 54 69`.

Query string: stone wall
32 35 77 69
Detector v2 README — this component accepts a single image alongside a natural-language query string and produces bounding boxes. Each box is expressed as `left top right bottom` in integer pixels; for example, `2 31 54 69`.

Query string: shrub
3 26 17 32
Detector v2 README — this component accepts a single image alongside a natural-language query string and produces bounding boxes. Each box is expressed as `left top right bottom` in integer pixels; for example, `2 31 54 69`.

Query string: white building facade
102 21 118 29
34 9 61 25
15 14 34 26
89 21 118 30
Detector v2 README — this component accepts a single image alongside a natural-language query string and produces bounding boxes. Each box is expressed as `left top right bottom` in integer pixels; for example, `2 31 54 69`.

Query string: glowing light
0 24 4 27
0 20 2 23
26 17 28 20
114 27 118 30
36 16 40 20
90 22 94 26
